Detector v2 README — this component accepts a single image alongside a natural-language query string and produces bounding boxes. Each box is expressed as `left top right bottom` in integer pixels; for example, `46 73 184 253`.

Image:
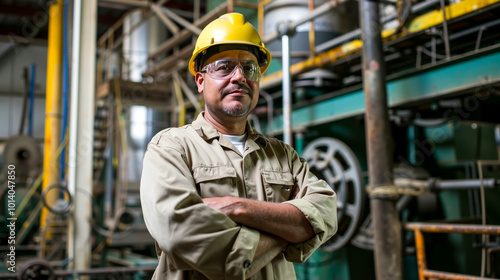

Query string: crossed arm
203 197 314 243
203 196 315 278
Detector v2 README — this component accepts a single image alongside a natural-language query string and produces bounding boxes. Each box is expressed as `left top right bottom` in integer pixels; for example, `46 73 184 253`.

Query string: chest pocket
261 171 294 202
193 166 237 198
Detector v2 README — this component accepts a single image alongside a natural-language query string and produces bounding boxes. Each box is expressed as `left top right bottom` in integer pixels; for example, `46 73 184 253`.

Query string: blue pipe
28 63 36 137
60 0 69 186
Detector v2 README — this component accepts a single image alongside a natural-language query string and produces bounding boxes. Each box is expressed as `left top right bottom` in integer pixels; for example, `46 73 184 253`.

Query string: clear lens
202 59 261 81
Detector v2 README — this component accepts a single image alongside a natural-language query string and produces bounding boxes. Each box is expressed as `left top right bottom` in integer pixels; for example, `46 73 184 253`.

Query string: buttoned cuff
225 226 260 279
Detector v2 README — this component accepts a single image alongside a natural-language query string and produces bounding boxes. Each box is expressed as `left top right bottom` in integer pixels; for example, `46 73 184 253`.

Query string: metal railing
405 222 500 280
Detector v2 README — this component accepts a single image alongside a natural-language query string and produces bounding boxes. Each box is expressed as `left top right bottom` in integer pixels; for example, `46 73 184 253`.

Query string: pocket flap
261 171 293 185
193 165 237 183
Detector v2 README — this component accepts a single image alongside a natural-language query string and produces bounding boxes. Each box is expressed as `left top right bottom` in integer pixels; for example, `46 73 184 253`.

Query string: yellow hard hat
189 13 271 76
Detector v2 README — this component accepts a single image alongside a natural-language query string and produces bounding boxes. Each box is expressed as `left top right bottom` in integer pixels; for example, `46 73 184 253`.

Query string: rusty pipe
359 0 402 278
405 223 500 235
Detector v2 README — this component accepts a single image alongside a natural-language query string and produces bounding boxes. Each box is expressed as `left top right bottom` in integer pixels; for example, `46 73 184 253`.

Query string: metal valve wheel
302 137 366 252
18 259 55 280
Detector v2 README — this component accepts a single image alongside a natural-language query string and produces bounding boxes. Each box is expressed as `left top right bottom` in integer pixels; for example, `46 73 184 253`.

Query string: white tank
264 0 359 64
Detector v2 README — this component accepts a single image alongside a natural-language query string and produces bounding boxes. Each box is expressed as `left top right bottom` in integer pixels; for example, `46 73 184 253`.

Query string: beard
208 84 254 117
220 102 249 117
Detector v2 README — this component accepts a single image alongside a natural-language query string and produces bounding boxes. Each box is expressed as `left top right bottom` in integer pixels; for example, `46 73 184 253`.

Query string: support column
67 0 97 272
359 0 403 279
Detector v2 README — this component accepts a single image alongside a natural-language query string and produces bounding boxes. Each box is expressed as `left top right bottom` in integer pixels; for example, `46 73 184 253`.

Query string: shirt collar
192 112 268 148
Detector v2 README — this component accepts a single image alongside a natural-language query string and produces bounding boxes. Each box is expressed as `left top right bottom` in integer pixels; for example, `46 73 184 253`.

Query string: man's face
195 49 260 122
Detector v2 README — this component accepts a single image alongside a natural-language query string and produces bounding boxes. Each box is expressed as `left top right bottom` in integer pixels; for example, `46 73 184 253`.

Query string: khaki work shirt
140 113 337 280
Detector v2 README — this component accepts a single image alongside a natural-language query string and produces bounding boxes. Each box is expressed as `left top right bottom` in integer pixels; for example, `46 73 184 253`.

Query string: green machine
246 0 500 278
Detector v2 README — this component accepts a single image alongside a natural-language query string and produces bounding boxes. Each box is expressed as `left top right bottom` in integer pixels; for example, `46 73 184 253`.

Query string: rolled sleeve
282 195 337 263
280 146 338 263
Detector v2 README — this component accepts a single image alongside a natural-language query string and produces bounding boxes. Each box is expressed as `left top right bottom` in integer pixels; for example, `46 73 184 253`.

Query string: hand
202 196 242 217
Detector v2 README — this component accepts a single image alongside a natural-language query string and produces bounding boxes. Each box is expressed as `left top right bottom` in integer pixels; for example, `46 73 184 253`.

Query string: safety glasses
201 59 261 82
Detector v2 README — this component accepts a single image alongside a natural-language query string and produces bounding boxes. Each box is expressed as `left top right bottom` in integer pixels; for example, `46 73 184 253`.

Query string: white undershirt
223 134 247 154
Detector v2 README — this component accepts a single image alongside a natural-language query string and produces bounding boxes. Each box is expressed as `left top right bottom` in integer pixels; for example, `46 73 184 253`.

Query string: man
140 13 337 280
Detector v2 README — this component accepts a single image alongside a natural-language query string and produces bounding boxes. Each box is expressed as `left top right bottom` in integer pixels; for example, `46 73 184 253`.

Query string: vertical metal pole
439 0 451 60
281 33 292 146
194 0 200 21
495 125 500 159
41 0 63 246
414 229 426 280
295 130 304 156
104 95 113 223
308 0 315 58
359 0 403 279
19 67 29 135
67 0 97 273
28 64 36 136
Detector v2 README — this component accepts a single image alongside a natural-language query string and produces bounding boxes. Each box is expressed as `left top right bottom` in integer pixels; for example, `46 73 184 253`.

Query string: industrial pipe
439 0 451 59
282 33 291 145
67 0 97 272
259 91 274 135
61 0 70 184
359 0 402 279
19 67 29 135
173 74 186 127
394 177 499 191
28 64 36 136
308 0 315 58
278 21 294 146
495 125 500 159
41 0 63 239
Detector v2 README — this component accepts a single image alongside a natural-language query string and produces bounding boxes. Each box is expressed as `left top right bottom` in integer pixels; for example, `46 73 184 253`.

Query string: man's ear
195 72 204 94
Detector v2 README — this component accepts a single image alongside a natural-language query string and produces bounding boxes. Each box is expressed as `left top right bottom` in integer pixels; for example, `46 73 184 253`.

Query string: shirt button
243 260 252 268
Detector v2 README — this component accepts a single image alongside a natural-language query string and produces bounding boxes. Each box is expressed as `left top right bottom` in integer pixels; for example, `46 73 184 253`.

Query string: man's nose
230 65 246 82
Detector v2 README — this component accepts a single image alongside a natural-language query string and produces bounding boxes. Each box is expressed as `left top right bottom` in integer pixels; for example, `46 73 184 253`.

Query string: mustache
222 84 253 98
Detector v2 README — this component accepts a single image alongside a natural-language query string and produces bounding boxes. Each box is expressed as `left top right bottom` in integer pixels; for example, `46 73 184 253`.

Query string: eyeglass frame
200 58 262 82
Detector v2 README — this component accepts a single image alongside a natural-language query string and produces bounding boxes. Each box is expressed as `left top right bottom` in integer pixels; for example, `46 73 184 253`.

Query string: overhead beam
150 4 180 34
146 2 227 60
99 0 150 8
159 5 201 35
142 2 227 77
97 0 169 47
143 43 194 76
